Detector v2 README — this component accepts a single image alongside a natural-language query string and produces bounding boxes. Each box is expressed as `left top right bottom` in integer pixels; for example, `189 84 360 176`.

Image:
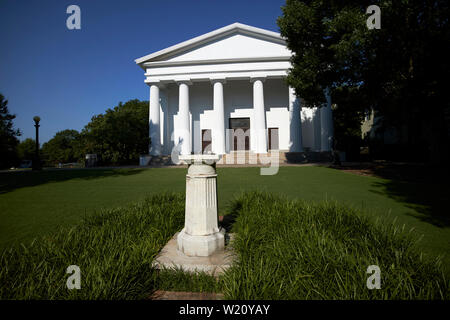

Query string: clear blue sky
0 0 285 143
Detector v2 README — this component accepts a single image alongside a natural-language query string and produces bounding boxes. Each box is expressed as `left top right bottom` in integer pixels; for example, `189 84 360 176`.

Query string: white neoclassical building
135 22 333 160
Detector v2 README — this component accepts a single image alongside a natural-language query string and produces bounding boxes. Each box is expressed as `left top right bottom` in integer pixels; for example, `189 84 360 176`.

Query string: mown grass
222 192 449 300
0 191 448 299
1 166 449 275
0 193 185 299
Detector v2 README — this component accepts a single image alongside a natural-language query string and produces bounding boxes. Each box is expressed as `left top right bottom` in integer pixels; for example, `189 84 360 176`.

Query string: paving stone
152 232 235 277
150 290 224 300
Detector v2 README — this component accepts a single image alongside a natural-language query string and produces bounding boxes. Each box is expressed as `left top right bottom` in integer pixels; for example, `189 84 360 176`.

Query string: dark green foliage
332 87 367 159
80 99 149 165
0 193 184 299
41 129 82 166
223 192 449 299
278 0 450 162
16 138 36 162
0 94 20 169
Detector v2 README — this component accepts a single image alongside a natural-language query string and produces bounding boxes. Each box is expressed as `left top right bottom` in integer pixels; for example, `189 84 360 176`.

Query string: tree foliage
80 99 149 165
278 0 450 162
17 138 36 162
0 94 21 169
41 130 81 166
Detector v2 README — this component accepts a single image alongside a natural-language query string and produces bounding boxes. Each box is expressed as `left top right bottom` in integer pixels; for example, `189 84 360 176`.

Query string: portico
136 23 333 161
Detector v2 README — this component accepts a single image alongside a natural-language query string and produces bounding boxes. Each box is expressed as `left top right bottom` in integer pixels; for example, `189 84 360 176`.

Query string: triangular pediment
135 23 291 67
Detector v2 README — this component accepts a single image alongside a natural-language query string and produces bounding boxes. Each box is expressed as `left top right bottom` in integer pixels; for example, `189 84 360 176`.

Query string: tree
80 99 149 165
278 0 450 162
17 138 36 162
0 94 21 169
41 129 82 166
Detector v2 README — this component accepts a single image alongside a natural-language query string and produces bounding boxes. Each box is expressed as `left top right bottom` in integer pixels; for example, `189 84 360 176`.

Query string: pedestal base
177 228 225 257
153 232 233 276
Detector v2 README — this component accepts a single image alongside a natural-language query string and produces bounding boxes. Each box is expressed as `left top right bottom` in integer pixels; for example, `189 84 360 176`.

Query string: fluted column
149 84 161 156
212 79 226 155
320 87 334 152
178 81 191 155
288 86 303 152
252 78 267 153
177 155 225 257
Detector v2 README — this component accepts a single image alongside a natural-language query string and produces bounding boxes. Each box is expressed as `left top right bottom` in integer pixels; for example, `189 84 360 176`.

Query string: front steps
218 151 332 165
140 151 332 166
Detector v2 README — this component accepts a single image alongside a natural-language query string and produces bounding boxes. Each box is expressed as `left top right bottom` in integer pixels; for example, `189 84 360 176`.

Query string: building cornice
143 56 291 69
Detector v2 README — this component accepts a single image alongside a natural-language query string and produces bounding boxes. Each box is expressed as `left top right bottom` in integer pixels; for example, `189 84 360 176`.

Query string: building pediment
135 23 291 68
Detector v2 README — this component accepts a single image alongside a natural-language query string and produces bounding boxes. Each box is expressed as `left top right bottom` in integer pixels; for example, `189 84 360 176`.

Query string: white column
252 78 267 153
160 89 169 155
320 87 334 152
288 86 303 152
212 80 226 155
178 81 191 155
313 107 322 151
149 84 161 156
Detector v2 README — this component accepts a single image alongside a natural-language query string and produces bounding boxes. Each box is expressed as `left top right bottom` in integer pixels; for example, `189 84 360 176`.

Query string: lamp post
33 116 41 171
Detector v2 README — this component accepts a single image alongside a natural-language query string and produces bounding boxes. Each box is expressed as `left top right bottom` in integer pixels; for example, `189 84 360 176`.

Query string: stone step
141 151 331 166
218 151 288 165
149 290 224 300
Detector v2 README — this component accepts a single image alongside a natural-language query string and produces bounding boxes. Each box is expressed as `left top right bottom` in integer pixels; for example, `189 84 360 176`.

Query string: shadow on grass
0 168 145 194
369 163 450 228
219 197 243 232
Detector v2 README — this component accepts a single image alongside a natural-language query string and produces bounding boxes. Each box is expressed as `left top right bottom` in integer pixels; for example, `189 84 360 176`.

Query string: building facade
135 23 333 158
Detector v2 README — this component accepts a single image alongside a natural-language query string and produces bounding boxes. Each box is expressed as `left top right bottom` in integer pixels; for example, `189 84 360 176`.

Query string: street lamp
33 116 41 171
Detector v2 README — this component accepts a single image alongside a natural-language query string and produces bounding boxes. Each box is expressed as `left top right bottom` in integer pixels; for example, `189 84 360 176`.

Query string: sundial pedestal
152 154 232 276
177 155 225 257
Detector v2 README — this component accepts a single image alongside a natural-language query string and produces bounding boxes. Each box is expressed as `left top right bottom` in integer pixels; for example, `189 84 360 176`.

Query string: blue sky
0 0 285 143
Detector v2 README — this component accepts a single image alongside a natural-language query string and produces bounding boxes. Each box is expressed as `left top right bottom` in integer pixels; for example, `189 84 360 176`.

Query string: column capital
250 76 266 83
175 78 193 85
147 80 167 89
210 77 226 85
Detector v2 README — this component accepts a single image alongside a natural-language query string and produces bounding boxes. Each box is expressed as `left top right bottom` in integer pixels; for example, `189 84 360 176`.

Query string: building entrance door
229 118 250 151
268 128 279 150
202 129 212 154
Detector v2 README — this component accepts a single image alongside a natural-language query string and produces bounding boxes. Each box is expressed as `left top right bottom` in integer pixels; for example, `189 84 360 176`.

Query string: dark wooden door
202 129 212 154
229 118 250 151
268 128 279 150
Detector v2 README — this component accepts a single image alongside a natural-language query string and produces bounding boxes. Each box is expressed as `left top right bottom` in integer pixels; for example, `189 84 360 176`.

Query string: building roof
135 22 287 68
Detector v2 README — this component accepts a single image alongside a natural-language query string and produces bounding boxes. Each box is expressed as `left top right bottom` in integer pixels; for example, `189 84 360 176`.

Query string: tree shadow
368 163 450 227
218 196 242 233
0 168 146 194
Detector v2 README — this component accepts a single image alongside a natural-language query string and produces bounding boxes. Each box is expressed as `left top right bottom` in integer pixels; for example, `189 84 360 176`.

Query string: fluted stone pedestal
177 154 225 256
152 154 232 276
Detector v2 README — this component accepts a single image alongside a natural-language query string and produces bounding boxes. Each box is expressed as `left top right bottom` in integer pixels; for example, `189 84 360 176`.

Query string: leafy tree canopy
0 94 21 168
17 138 36 161
81 99 149 165
42 129 81 166
278 0 450 161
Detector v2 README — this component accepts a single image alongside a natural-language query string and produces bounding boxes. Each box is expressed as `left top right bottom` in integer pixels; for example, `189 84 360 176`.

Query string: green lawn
0 166 448 272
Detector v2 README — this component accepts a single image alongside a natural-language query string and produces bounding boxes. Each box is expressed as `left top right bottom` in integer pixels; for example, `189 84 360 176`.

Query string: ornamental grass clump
223 192 449 300
0 193 185 299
